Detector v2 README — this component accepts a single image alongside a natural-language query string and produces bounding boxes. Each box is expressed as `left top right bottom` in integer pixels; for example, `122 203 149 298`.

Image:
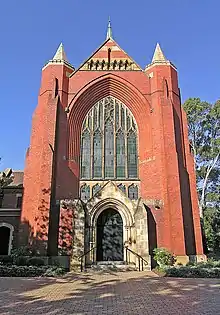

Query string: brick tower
20 20 205 266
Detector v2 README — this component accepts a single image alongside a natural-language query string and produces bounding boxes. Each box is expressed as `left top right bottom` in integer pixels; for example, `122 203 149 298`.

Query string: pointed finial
152 43 167 63
43 42 75 71
106 17 113 40
53 43 68 61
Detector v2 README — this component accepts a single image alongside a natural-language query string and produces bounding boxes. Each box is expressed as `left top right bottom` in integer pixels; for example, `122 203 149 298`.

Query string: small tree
183 98 220 253
183 98 220 219
0 167 13 207
0 168 13 189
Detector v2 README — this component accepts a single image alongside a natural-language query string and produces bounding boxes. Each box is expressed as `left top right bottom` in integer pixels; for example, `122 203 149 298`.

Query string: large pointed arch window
80 96 138 179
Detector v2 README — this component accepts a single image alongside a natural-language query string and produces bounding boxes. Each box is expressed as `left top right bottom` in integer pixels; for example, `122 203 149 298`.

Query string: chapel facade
0 21 205 268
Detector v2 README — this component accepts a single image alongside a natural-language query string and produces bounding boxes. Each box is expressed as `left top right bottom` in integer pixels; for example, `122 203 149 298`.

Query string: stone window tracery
92 184 102 196
118 184 126 195
80 96 138 180
128 184 138 200
81 184 90 201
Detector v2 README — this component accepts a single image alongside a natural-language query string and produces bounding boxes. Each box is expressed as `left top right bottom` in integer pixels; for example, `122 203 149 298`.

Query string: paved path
0 271 220 314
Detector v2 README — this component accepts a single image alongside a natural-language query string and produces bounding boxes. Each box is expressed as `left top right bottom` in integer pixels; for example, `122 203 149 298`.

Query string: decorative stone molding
143 199 164 209
81 58 139 71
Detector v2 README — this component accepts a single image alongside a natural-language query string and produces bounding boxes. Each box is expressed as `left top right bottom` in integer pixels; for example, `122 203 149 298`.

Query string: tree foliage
183 98 220 253
0 169 13 190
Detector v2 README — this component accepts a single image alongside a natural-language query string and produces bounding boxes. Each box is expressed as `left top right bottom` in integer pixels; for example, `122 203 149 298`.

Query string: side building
0 171 23 255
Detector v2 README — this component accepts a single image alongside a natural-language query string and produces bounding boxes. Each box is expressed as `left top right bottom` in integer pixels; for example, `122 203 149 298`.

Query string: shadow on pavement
0 271 219 314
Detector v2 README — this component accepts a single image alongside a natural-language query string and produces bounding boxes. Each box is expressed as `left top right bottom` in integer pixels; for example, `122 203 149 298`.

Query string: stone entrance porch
69 181 151 269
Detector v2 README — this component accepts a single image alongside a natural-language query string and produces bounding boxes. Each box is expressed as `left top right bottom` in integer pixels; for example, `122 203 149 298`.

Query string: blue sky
1 0 219 170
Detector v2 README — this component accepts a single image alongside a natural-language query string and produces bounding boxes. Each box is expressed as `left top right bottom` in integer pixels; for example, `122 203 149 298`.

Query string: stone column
70 200 85 269
134 199 151 269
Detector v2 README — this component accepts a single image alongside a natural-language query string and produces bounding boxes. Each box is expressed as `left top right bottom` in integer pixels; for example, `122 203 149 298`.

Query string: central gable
78 38 142 71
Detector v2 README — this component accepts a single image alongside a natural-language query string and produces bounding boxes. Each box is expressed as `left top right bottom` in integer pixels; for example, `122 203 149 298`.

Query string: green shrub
212 261 220 268
11 246 32 257
185 260 220 269
11 246 41 258
153 248 175 267
0 265 46 277
27 257 45 266
164 266 220 278
14 256 29 266
0 265 66 277
0 256 13 265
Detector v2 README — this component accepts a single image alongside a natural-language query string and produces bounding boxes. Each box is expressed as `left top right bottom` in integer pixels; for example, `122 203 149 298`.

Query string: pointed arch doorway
96 209 123 261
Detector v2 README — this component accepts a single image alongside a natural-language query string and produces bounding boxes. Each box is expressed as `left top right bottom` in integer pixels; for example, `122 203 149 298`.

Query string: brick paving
0 271 220 314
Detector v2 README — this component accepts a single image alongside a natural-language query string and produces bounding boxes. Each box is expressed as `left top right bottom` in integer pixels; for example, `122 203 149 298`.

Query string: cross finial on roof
106 17 113 40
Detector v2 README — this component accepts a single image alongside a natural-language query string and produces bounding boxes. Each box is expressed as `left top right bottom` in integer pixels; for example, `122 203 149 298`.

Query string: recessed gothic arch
90 197 134 228
67 73 152 160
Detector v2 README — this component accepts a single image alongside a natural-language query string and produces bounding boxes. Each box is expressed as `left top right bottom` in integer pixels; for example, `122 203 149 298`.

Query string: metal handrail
78 246 96 272
125 246 148 271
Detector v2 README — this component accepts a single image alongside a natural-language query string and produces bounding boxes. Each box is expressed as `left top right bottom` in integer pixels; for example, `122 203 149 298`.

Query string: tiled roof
9 170 24 187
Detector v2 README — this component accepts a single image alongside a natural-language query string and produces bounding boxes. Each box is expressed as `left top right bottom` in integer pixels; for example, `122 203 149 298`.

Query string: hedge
164 266 220 278
0 265 65 277
0 256 46 267
0 256 13 265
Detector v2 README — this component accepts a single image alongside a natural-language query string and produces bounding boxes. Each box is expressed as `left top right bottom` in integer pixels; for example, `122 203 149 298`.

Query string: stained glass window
116 131 125 177
92 184 101 196
118 184 126 195
127 131 137 178
94 106 98 130
80 96 138 180
81 184 90 201
81 129 91 179
93 130 102 178
105 120 114 178
128 184 138 200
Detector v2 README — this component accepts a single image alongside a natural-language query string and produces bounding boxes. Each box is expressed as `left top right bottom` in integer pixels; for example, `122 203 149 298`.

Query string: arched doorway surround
89 197 135 262
96 209 123 261
0 223 14 255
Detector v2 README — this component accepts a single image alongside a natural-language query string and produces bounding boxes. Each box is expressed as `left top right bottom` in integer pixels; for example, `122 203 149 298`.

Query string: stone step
90 264 137 272
87 261 151 272
96 261 128 265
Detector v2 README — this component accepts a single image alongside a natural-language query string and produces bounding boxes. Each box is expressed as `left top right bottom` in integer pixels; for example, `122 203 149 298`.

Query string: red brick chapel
1 20 205 268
